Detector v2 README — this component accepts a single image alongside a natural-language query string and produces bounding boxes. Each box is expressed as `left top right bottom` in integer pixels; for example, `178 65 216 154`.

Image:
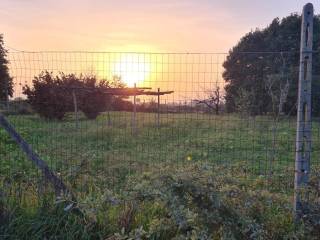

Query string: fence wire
1 51 320 206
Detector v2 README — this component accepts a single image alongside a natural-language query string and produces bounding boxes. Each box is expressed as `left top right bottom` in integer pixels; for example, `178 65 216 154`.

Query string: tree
265 73 290 116
0 34 13 102
223 14 320 115
195 86 224 114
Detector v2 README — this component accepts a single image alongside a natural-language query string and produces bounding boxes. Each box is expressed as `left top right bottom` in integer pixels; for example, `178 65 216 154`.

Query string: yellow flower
187 155 192 161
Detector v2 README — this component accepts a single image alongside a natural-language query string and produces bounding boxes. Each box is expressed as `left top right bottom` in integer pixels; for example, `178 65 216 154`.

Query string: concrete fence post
294 2 313 218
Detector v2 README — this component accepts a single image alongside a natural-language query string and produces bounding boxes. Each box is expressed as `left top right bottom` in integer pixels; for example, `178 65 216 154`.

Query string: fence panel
1 50 320 207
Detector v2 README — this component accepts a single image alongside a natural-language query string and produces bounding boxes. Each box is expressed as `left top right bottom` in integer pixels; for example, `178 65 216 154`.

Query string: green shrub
23 72 72 120
78 76 110 119
1 98 33 115
23 72 119 120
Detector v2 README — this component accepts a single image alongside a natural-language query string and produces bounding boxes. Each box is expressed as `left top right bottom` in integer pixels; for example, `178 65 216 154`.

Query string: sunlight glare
112 54 151 87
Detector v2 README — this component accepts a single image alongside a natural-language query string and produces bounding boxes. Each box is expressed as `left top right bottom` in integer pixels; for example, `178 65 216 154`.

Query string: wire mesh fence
1 50 320 207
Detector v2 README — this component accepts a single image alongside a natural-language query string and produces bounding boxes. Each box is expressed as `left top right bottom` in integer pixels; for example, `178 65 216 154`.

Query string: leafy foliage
23 72 71 120
223 14 320 115
23 72 123 120
77 76 111 119
0 34 13 102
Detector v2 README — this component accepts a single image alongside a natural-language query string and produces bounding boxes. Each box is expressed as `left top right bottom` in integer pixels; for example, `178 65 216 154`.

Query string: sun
112 54 151 87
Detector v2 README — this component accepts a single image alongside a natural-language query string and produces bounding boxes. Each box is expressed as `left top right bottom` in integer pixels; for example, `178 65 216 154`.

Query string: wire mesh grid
1 50 320 205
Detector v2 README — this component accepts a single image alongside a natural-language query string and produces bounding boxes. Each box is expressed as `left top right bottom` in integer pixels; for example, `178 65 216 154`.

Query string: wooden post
157 88 160 128
294 3 313 218
132 83 137 135
107 104 112 126
72 90 79 129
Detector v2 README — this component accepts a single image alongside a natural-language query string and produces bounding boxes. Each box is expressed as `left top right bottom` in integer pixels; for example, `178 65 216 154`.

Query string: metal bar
0 113 73 198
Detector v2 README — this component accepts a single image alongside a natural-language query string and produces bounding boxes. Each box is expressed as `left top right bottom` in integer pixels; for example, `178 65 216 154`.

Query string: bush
23 72 72 120
23 72 123 120
1 98 33 115
112 97 133 111
78 76 109 119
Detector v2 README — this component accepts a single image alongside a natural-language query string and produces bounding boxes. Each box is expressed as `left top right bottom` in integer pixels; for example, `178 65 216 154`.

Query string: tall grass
1 112 320 238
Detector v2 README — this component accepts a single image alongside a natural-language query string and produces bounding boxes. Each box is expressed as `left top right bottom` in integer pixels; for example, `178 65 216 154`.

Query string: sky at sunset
1 0 320 101
1 0 319 53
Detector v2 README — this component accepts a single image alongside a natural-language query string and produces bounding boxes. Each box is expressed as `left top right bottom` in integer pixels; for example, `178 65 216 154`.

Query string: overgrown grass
1 112 320 239
1 163 320 239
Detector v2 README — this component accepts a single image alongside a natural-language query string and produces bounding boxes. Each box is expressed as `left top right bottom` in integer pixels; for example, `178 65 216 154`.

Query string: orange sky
1 0 319 53
2 1 319 102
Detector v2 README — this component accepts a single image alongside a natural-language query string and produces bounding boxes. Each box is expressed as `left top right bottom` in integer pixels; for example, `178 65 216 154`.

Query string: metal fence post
294 2 313 218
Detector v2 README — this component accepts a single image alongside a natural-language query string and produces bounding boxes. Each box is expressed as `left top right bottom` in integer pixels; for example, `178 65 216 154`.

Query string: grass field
1 111 320 239
1 111 320 190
